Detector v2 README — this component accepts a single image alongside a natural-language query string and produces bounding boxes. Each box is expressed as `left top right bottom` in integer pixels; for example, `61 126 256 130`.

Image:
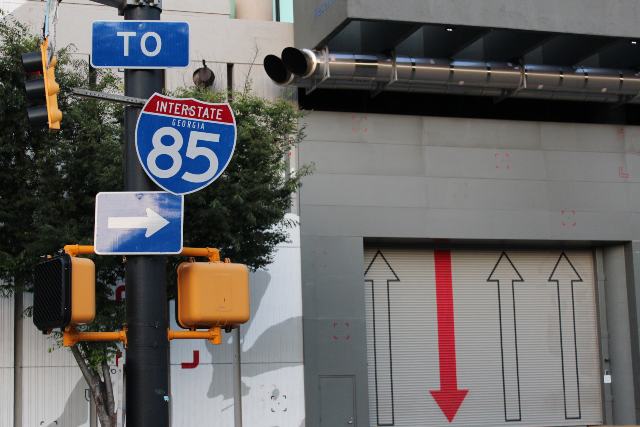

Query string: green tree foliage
1 12 307 427
174 87 308 272
0 14 124 297
1 13 125 425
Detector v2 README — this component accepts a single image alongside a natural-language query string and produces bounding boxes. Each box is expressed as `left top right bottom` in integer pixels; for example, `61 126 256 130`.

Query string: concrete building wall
3 0 292 97
300 113 640 241
298 112 640 426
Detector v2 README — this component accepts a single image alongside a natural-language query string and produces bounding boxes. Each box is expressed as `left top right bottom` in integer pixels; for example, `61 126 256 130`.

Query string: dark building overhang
324 20 640 70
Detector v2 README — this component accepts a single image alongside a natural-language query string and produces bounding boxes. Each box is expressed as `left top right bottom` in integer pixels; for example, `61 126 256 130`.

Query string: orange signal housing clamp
63 327 128 347
168 327 222 345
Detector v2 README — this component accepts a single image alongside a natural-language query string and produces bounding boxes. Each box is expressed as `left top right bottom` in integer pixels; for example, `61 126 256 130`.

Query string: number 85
147 127 220 183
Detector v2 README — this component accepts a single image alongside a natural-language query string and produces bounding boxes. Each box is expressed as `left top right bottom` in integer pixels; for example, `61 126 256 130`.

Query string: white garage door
364 248 602 427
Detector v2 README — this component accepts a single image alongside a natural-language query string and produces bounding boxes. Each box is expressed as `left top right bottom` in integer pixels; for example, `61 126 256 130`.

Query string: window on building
229 0 293 22
274 0 294 22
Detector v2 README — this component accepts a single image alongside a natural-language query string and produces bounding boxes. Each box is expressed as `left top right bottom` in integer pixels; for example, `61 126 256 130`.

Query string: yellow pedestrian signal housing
33 254 95 332
177 262 250 329
21 38 62 130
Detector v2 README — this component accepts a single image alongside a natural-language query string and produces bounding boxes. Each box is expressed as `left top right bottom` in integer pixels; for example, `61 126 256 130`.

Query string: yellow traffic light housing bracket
61 244 229 346
168 327 222 345
64 245 223 262
180 247 222 263
63 244 96 257
63 326 128 347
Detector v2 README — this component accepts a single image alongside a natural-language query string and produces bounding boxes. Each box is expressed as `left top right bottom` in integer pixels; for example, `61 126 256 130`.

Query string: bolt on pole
122 3 170 426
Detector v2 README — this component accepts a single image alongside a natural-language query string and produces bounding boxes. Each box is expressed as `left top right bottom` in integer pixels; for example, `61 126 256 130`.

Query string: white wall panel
163 0 230 15
0 295 14 427
21 293 76 368
241 214 302 362
0 294 14 368
0 367 14 427
22 366 90 427
170 364 235 427
241 363 305 427
241 245 303 363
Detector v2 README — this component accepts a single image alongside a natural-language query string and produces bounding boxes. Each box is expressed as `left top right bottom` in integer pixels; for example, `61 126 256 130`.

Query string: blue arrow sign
94 192 183 255
91 21 189 69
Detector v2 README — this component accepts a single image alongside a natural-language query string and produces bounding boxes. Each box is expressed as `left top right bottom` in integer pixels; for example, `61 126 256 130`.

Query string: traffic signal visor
177 262 250 329
33 254 95 332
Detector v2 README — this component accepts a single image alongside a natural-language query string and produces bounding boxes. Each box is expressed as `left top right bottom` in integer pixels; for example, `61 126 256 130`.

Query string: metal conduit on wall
264 47 640 103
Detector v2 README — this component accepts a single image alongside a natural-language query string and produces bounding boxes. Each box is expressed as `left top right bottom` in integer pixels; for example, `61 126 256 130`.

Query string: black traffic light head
21 39 62 130
33 254 95 332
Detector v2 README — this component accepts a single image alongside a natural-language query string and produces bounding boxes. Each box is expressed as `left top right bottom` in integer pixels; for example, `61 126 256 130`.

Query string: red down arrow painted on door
430 250 469 423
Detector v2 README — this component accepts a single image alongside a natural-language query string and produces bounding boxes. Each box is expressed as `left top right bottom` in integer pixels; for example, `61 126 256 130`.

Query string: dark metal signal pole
122 2 169 426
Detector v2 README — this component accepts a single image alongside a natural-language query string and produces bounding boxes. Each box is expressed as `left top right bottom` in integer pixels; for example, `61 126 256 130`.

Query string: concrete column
235 0 272 20
604 245 637 424
595 249 613 423
625 242 640 422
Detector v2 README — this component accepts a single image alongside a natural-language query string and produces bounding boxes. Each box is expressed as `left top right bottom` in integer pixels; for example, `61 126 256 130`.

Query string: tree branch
102 360 116 418
72 345 114 427
70 345 99 390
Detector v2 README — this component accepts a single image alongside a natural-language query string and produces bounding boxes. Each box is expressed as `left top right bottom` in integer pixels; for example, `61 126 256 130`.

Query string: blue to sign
91 21 189 68
136 93 237 195
94 192 183 255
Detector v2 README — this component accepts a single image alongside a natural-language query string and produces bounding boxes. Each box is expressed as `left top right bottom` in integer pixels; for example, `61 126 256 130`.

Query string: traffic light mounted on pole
176 260 250 330
33 244 249 348
21 38 63 130
33 252 95 332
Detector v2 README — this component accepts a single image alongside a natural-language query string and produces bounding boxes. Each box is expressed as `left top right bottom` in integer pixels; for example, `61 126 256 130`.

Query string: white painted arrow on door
487 252 524 422
549 252 583 420
365 250 399 426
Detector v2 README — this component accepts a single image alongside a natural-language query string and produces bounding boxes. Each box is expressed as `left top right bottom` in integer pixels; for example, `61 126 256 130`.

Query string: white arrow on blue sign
94 192 184 255
136 93 237 195
91 21 189 69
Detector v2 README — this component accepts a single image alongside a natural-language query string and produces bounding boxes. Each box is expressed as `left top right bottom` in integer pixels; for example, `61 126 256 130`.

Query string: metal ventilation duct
264 47 640 103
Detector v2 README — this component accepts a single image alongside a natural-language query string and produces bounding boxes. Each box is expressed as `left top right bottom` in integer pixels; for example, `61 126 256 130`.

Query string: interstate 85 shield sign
136 93 237 195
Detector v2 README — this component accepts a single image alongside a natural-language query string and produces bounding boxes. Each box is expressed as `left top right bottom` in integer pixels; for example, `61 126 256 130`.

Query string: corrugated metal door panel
364 248 602 427
0 368 14 427
170 364 235 426
0 294 13 368
22 366 89 427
